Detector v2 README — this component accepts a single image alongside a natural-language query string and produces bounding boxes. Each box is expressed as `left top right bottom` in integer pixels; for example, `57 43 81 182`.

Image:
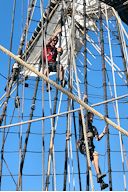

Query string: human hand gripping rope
103 125 108 135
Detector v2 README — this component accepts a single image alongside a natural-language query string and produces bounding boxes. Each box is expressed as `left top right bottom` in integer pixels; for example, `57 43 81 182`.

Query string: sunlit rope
105 5 127 190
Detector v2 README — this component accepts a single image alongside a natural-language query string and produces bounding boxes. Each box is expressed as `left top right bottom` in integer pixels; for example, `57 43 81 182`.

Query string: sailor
4 55 21 92
41 29 66 91
77 111 109 190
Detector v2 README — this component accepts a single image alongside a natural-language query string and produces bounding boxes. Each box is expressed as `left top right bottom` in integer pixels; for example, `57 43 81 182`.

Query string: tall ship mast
0 0 128 190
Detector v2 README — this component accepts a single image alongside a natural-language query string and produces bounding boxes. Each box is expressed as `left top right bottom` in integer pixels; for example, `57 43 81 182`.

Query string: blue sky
0 0 128 191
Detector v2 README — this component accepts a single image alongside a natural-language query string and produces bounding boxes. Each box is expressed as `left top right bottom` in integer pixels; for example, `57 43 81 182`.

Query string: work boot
100 182 108 190
97 173 106 183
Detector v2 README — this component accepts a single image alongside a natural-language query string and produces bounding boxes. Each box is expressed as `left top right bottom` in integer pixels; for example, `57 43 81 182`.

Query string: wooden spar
0 44 128 137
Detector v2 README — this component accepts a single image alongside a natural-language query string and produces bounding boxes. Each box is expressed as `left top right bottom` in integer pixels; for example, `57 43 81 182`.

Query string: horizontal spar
0 44 128 136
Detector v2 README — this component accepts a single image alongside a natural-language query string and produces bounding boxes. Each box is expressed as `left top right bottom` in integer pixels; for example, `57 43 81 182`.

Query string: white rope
105 5 127 190
52 144 56 191
76 19 125 81
67 137 71 190
69 132 76 190
77 13 126 81
40 0 46 190
70 2 94 188
67 3 74 188
0 45 128 135
0 92 128 130
116 13 128 75
0 86 17 108
68 94 72 191
17 0 33 188
112 8 128 40
86 34 126 81
43 24 56 192
43 28 55 188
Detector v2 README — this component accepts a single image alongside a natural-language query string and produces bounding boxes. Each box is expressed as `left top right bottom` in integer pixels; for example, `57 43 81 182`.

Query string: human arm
95 125 108 141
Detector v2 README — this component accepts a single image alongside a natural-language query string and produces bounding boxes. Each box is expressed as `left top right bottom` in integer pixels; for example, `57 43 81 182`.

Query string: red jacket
43 45 58 63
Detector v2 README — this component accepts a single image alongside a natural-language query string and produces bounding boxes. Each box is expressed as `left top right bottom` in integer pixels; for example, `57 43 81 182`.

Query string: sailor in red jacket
42 30 66 91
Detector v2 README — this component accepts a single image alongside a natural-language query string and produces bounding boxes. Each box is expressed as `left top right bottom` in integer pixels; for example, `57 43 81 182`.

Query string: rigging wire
7 0 17 79
115 10 128 84
0 0 17 188
105 6 127 190
99 1 112 189
0 1 128 190
17 61 42 190
17 0 31 190
40 0 45 190
44 0 57 189
71 0 94 190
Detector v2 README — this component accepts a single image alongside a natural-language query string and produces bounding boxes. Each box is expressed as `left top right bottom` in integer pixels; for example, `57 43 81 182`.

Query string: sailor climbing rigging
77 110 109 190
41 29 66 91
